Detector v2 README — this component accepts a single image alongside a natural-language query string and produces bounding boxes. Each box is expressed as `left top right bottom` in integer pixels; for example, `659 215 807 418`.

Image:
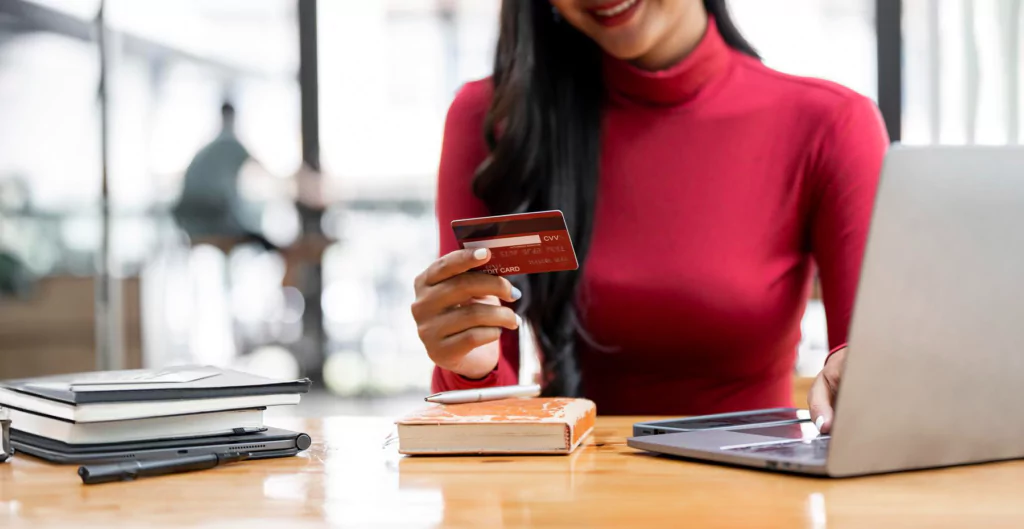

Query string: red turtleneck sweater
431 22 889 415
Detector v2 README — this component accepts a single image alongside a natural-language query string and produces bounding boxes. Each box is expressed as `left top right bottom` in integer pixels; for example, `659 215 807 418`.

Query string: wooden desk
2 416 1023 528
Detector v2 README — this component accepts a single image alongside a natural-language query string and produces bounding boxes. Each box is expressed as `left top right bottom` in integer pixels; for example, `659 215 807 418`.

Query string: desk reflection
396 435 598 528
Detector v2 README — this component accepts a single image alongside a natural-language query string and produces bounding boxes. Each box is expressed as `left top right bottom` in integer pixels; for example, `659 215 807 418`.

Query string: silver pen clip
381 431 399 450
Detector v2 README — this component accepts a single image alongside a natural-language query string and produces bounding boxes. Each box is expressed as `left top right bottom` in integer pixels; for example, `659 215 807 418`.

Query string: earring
552 5 562 23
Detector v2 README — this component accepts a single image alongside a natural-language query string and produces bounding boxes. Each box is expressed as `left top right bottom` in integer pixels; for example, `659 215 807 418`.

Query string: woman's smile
587 0 643 27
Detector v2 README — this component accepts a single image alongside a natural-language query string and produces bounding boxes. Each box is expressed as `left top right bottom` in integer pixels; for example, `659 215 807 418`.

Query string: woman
412 0 888 433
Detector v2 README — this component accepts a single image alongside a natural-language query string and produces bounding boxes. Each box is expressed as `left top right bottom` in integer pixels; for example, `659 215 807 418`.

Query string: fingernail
515 314 523 328
510 286 522 301
814 416 825 431
473 248 488 260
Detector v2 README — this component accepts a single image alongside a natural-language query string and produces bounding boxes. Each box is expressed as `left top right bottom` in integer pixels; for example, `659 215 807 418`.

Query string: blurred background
0 0 1019 415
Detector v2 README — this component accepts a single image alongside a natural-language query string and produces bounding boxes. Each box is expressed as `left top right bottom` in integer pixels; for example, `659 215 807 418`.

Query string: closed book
396 398 597 455
0 366 307 422
7 408 265 445
0 365 310 404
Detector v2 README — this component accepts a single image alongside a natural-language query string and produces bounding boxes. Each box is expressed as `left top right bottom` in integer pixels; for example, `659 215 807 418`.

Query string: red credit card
452 210 579 276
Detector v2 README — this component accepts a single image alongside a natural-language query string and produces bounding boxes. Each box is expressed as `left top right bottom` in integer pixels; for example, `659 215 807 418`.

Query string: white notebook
8 407 265 445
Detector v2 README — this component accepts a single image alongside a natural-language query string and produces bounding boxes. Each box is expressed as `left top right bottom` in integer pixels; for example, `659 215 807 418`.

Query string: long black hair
474 0 759 397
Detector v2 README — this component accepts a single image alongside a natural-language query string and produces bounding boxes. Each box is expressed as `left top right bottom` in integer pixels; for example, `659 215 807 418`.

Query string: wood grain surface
2 415 1022 528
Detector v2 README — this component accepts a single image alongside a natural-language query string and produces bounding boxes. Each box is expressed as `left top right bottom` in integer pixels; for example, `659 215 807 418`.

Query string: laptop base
627 425 830 476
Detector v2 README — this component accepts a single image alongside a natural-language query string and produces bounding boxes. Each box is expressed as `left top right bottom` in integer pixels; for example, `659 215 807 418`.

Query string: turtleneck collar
603 17 733 107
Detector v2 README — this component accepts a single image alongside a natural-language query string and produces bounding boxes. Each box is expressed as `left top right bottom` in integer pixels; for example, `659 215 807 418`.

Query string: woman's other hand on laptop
808 347 846 434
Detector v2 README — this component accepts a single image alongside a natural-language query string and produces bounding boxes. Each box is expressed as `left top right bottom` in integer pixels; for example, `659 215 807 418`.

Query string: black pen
78 452 250 485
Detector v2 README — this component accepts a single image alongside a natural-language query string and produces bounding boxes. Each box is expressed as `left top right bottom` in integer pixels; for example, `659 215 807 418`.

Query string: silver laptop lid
829 146 1024 477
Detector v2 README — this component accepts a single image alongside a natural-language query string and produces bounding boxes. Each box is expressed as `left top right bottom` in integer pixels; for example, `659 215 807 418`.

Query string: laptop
627 146 1024 477
12 427 312 464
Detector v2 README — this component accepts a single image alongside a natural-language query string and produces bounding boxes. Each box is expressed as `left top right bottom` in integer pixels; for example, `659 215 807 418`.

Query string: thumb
808 376 835 434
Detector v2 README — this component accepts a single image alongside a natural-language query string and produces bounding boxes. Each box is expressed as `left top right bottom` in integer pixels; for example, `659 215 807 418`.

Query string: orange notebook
396 398 597 455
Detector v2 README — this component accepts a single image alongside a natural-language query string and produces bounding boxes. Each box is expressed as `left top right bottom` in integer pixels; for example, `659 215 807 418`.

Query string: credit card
452 210 579 276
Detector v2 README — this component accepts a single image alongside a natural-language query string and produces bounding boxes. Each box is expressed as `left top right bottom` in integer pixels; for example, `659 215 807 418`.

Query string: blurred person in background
0 252 32 299
172 102 274 250
412 0 888 431
0 176 33 300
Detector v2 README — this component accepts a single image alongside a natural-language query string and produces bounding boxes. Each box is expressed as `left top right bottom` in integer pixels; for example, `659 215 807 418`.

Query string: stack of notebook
0 366 310 446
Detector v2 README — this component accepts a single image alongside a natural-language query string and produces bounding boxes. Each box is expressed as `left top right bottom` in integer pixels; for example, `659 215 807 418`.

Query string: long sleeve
808 95 890 351
430 80 520 392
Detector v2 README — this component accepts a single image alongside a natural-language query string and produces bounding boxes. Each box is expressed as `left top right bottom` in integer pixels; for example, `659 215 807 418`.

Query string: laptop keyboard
727 436 831 459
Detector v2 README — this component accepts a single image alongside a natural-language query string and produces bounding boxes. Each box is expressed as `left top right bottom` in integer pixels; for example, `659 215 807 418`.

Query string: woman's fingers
808 375 835 434
808 348 846 435
411 274 517 321
418 248 492 287
412 250 521 320
432 330 504 379
424 274 521 316
417 303 519 376
419 304 519 345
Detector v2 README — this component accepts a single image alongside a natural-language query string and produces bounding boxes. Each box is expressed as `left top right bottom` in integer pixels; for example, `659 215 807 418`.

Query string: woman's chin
594 38 653 63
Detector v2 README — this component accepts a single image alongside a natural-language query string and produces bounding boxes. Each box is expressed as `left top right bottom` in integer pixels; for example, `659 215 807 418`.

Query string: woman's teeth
595 0 638 17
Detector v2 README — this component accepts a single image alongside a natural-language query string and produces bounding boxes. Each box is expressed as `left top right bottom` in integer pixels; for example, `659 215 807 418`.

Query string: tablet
11 426 312 464
632 408 811 436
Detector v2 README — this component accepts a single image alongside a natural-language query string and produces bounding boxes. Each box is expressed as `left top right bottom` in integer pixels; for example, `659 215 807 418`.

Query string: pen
78 452 250 485
425 384 542 404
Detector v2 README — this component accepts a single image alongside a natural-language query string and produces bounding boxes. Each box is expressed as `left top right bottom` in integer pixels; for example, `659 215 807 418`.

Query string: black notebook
0 365 311 405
